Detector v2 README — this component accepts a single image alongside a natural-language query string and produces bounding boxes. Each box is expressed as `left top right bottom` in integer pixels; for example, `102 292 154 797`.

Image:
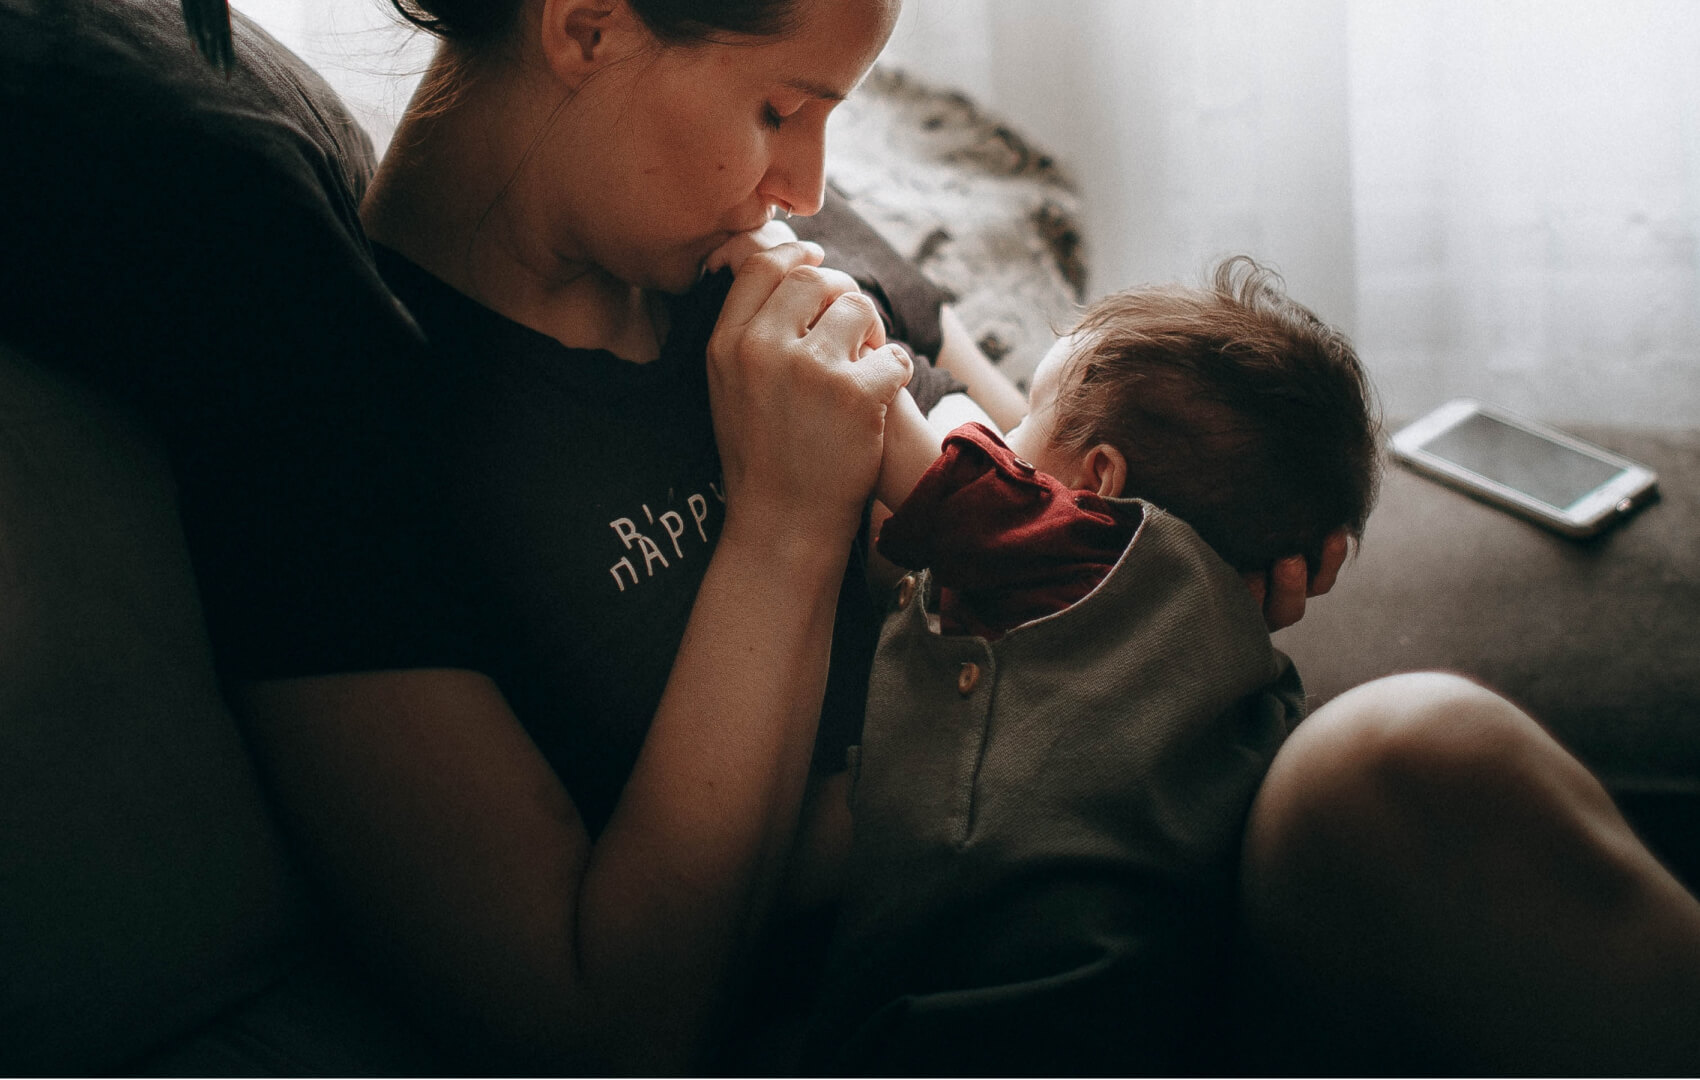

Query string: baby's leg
1240 672 1700 1074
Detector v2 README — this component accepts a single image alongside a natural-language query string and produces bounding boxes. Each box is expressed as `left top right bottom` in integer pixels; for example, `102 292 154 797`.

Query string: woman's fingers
716 241 825 331
703 219 799 275
808 285 887 356
764 264 872 338
705 241 908 544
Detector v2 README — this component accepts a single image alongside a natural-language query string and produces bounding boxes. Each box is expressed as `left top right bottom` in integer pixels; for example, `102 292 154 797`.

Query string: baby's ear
1082 443 1127 499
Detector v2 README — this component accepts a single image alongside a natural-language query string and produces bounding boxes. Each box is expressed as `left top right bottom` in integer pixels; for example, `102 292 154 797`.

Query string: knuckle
815 267 860 293
889 344 914 378
746 248 791 276
786 264 828 288
865 315 889 350
835 289 877 317
748 325 795 359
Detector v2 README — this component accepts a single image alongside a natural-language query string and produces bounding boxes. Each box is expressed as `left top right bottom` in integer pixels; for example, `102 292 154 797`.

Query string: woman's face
548 0 900 294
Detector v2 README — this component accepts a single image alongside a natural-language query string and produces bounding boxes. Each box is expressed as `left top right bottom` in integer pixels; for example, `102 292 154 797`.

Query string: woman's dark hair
1049 256 1383 575
387 0 802 50
177 0 800 72
181 0 235 69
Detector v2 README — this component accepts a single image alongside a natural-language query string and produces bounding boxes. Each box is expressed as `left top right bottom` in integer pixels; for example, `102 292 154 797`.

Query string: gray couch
0 0 446 1071
1276 428 1700 895
3 1 1695 1074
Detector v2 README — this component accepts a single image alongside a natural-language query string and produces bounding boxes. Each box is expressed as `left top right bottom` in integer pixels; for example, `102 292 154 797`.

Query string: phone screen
1423 412 1623 510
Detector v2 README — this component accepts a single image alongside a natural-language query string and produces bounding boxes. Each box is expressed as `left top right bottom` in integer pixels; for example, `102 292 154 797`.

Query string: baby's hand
1245 530 1349 631
705 219 802 276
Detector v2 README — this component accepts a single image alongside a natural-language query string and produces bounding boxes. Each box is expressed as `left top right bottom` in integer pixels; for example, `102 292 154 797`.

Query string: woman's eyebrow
786 77 847 102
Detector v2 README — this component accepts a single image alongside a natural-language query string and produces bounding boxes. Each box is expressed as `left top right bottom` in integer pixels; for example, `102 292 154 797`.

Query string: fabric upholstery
0 345 312 1073
0 0 425 1069
1276 425 1699 788
1275 426 1700 884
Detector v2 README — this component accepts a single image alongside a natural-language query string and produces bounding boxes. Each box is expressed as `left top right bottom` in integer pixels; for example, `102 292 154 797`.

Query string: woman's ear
539 0 642 85
1081 442 1127 499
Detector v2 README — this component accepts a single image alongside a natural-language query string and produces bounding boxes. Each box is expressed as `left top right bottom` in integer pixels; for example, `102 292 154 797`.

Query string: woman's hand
703 218 799 275
1246 529 1350 631
707 241 913 553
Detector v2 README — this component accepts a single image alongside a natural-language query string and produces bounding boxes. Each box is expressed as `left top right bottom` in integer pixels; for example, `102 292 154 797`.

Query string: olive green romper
810 502 1305 1074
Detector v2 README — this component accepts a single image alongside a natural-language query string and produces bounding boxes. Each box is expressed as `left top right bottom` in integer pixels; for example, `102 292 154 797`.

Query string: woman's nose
762 130 828 219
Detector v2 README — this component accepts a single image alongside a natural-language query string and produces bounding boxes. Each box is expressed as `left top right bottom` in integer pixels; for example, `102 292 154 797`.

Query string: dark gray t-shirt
372 248 959 833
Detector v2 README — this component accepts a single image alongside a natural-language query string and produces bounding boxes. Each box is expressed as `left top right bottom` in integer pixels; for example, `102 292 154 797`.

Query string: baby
806 257 1382 1074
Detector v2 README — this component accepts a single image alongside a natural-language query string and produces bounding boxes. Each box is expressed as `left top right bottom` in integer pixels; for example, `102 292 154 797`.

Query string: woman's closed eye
763 95 811 132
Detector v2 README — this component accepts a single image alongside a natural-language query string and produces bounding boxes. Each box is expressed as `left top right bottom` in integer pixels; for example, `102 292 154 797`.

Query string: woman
233 0 1060 1071
232 0 917 1071
224 0 1700 1075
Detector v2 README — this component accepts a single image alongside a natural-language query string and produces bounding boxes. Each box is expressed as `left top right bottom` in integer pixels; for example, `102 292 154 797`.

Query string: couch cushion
1277 424 1699 783
0 0 439 681
0 0 398 396
0 0 433 1069
1274 424 1700 880
0 344 313 1073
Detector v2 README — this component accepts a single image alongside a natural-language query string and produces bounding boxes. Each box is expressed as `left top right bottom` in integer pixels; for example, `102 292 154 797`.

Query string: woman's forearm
579 525 851 1069
235 529 853 1075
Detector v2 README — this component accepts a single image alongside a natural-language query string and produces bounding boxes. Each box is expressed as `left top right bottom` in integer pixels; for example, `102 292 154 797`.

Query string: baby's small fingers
1262 555 1310 631
1308 529 1350 597
856 343 914 403
754 218 800 248
1243 570 1269 611
807 287 883 354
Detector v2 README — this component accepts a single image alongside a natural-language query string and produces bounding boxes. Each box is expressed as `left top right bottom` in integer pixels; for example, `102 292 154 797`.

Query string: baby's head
1004 256 1382 574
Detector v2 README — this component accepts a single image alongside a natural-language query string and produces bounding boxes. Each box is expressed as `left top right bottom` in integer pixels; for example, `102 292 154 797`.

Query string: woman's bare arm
237 246 910 1073
241 532 843 1071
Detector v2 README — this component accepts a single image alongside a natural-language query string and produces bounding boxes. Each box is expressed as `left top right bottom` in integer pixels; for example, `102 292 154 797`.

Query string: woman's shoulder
372 243 556 362
372 243 732 386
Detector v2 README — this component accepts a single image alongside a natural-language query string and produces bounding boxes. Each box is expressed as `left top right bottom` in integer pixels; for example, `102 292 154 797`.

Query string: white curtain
244 0 1700 428
234 0 432 147
880 0 1700 428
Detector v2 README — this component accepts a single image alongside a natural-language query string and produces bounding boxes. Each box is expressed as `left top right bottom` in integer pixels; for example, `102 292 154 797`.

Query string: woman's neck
361 52 664 362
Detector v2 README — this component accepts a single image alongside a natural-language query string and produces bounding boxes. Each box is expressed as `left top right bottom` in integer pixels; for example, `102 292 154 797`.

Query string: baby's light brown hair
1047 256 1382 574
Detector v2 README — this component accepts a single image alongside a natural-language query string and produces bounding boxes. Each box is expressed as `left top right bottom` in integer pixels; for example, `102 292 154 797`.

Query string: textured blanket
825 67 1086 390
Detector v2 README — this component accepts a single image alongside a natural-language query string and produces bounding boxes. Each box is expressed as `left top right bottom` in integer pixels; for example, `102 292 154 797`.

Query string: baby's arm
877 386 944 511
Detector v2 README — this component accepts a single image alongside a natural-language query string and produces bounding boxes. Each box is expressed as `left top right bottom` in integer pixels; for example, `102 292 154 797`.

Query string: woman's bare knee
1241 671 1700 1073
1246 673 1546 879
1245 671 1632 917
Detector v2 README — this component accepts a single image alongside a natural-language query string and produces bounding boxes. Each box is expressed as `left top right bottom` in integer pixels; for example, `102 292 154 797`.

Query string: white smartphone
1389 399 1659 538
